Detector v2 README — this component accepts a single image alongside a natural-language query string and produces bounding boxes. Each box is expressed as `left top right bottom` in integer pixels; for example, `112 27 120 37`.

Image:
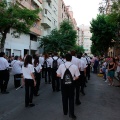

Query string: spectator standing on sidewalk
22 55 36 107
107 57 115 86
57 53 80 119
0 52 10 94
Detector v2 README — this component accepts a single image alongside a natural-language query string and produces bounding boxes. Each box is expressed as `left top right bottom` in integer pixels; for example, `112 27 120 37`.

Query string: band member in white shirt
11 56 24 88
49 52 61 92
33 56 42 96
77 53 87 95
84 53 91 80
57 53 80 119
22 55 36 107
0 52 9 94
43 53 51 84
39 54 45 78
71 51 81 105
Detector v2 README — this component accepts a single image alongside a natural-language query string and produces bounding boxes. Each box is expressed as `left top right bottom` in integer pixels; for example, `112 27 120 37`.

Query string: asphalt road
0 73 120 120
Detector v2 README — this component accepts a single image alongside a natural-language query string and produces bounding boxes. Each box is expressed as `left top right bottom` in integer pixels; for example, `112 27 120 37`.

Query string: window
45 9 47 14
62 4 64 8
30 34 37 41
62 13 63 18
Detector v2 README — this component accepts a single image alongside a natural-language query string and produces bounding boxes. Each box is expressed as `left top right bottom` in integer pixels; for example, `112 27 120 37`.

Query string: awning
33 0 43 9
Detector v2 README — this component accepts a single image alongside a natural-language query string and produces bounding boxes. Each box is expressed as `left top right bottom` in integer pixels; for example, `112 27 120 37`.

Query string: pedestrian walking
57 53 80 119
0 52 10 94
22 55 36 107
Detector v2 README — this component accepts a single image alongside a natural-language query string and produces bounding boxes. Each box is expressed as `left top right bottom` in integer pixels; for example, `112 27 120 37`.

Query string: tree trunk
0 33 7 52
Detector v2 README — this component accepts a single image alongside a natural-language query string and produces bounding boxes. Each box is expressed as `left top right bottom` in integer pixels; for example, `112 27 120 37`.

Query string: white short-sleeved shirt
39 57 44 65
0 57 9 70
57 62 80 80
22 64 34 79
49 56 61 68
59 58 66 65
71 56 79 68
78 59 87 71
34 64 42 73
11 60 24 75
81 57 87 66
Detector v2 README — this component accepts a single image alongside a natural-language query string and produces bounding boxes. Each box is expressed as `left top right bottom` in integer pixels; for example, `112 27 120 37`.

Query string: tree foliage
0 0 40 51
40 20 77 53
72 45 85 54
90 15 116 55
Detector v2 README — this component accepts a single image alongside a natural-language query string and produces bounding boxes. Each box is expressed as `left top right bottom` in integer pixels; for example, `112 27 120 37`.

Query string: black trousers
25 79 34 106
52 69 60 91
41 66 45 78
14 74 22 88
74 78 80 102
34 73 41 95
61 81 74 116
44 67 51 83
0 69 9 92
80 71 85 93
86 65 90 80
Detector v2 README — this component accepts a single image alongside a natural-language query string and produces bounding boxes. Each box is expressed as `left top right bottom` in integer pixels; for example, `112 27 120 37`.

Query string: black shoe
75 101 81 105
29 103 35 107
56 89 60 92
69 114 76 119
25 104 29 107
81 91 85 96
34 94 39 96
64 113 67 115
2 91 9 94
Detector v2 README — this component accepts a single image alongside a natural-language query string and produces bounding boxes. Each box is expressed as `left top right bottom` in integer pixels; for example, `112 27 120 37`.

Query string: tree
40 20 77 53
72 45 85 54
0 0 40 51
90 15 116 55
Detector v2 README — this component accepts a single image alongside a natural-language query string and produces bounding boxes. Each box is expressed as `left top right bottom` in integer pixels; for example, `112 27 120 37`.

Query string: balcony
46 0 51 3
30 26 41 36
41 16 51 28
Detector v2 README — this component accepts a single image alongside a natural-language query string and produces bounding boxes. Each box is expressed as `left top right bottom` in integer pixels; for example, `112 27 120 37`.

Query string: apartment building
58 0 77 30
41 0 58 36
79 25 92 55
4 0 42 57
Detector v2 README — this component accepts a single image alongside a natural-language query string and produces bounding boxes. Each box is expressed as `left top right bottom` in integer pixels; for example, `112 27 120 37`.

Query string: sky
64 0 102 26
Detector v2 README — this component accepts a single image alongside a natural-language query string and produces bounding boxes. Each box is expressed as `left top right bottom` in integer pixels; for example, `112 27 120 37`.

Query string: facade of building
58 1 77 29
1 0 78 57
79 25 92 55
4 0 42 57
41 0 58 37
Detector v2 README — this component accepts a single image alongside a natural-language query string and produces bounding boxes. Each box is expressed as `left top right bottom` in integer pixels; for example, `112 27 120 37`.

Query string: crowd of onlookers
91 55 120 87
